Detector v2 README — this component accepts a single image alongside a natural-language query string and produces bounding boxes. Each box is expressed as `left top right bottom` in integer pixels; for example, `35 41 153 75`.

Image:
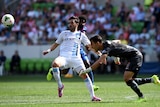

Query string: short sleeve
81 33 90 46
55 31 65 44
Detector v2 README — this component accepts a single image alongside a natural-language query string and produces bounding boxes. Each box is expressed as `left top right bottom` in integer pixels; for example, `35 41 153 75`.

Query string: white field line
125 93 160 100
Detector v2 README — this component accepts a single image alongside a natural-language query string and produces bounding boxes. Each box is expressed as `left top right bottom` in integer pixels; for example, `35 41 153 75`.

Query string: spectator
136 7 145 22
114 24 123 39
152 1 160 23
118 33 128 45
0 50 6 76
139 46 146 62
156 29 160 41
104 0 113 11
139 28 151 41
155 40 160 62
11 20 21 44
146 15 157 31
148 23 156 37
144 8 152 28
129 30 139 45
85 20 95 34
10 50 21 74
127 9 136 22
132 2 141 16
148 23 156 45
103 19 113 38
96 10 106 24
117 1 129 22
0 29 7 46
0 0 160 64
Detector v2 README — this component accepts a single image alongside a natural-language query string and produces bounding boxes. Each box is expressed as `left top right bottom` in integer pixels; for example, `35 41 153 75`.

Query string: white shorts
54 56 86 74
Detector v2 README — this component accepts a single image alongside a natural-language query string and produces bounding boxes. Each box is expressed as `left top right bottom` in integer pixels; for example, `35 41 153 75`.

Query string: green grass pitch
0 74 160 107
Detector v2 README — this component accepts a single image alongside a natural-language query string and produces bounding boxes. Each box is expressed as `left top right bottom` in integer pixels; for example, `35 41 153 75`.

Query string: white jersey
56 30 90 58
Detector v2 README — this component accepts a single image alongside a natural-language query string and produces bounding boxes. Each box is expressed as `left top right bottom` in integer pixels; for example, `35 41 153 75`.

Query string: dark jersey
102 40 141 59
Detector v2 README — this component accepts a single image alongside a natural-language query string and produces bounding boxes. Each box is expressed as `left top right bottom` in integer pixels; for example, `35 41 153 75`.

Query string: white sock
52 67 63 88
84 76 95 99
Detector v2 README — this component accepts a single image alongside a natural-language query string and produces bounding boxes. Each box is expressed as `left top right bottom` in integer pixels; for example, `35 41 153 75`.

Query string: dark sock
126 80 143 98
88 71 94 84
134 78 152 85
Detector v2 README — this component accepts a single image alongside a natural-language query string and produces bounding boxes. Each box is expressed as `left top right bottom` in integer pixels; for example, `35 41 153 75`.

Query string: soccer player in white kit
42 16 101 101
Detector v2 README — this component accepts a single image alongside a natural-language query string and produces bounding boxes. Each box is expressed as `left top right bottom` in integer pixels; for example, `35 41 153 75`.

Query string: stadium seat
112 7 118 16
27 59 36 74
4 59 11 75
34 59 43 73
32 3 55 10
131 22 144 33
108 34 115 40
42 59 52 74
20 59 29 74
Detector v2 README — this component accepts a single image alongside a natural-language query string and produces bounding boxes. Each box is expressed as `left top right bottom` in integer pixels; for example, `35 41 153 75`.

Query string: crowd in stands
0 0 160 74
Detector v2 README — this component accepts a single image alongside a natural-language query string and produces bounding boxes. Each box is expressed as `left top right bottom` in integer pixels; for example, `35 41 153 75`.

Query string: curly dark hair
78 16 87 31
90 35 103 43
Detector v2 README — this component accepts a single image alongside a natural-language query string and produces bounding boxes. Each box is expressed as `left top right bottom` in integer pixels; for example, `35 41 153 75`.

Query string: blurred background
0 0 160 76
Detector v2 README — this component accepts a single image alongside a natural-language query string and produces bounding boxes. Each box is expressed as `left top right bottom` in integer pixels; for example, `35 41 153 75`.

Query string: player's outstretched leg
134 75 160 86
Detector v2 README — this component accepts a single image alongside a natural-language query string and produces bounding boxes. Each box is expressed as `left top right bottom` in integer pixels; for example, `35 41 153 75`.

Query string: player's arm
90 54 107 69
79 54 108 75
110 40 121 65
42 43 59 55
43 31 64 55
86 42 108 67
85 44 92 51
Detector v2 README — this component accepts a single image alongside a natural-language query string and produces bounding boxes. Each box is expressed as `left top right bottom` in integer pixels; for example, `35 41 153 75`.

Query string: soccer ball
1 14 15 27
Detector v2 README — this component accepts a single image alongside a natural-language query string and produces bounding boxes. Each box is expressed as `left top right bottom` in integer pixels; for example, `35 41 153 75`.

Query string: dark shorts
125 52 143 77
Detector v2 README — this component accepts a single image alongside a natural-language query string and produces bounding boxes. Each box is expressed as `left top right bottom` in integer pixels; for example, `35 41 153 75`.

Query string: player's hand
114 57 121 65
97 51 102 56
42 50 49 55
43 49 51 55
